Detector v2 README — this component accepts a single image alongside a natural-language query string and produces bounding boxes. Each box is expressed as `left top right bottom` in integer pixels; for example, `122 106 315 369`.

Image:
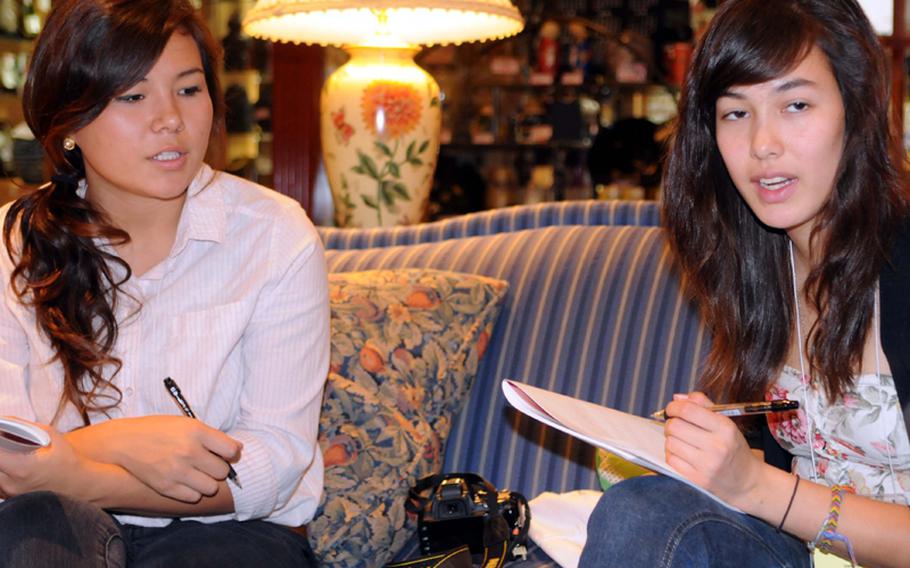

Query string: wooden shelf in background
0 36 33 55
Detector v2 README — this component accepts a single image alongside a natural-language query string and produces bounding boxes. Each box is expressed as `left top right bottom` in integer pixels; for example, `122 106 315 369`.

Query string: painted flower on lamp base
321 46 441 227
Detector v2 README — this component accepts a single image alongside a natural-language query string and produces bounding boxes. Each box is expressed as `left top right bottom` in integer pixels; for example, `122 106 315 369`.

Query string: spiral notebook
501 379 739 512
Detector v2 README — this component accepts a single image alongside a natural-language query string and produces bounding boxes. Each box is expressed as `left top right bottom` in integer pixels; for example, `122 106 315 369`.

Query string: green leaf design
348 135 425 224
361 194 379 210
337 175 356 226
375 141 393 157
357 151 381 179
392 183 410 200
380 181 395 206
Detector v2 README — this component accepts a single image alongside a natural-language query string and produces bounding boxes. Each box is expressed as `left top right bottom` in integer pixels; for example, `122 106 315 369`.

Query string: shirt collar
77 164 227 278
75 164 225 246
161 164 226 272
178 163 226 246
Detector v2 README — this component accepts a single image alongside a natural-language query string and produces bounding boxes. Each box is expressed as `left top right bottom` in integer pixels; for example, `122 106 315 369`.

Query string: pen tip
229 471 242 489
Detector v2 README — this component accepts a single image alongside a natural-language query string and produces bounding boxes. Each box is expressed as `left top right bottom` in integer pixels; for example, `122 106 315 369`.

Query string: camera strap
385 537 509 568
386 545 474 568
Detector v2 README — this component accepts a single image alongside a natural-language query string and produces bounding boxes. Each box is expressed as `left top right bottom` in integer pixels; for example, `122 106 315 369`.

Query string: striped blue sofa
317 200 709 565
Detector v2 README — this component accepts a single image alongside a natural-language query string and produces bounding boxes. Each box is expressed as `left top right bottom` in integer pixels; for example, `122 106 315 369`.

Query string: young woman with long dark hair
0 1 328 566
581 1 910 566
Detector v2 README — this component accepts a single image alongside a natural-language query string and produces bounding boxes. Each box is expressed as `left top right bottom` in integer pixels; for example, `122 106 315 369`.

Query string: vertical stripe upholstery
323 221 708 499
318 200 661 250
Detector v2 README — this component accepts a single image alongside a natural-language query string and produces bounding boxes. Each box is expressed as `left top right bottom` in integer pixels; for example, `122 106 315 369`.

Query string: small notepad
501 379 740 512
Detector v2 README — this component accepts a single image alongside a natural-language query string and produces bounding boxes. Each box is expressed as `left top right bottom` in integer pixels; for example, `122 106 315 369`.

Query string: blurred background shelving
418 0 695 217
1 1 909 222
0 0 47 203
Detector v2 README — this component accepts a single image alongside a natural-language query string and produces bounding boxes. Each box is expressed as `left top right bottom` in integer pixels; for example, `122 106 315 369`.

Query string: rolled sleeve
0 278 36 419
228 210 329 524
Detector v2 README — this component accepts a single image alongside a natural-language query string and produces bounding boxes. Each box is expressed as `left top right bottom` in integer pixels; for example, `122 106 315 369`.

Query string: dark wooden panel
893 0 905 134
271 43 324 212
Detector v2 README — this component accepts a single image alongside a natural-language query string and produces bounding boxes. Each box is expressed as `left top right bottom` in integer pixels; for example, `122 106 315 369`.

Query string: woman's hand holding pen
67 416 242 503
662 392 765 511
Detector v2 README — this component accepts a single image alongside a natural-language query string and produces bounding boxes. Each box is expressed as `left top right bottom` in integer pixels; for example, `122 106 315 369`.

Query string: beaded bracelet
809 485 857 566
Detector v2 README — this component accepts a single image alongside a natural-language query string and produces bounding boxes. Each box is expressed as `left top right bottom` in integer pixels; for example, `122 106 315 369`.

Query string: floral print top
767 366 910 505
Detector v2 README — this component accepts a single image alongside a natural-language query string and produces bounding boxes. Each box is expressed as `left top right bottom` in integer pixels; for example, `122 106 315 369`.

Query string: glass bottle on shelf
35 0 49 21
20 0 41 38
0 52 17 93
0 0 18 37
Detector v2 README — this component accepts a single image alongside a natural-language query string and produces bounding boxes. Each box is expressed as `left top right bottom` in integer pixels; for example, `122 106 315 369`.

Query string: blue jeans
0 491 318 568
579 476 811 568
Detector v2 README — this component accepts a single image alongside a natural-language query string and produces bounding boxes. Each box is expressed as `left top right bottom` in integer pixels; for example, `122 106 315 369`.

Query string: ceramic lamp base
321 46 441 228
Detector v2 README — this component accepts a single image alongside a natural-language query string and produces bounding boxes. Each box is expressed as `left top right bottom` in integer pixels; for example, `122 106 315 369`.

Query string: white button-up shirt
0 164 329 527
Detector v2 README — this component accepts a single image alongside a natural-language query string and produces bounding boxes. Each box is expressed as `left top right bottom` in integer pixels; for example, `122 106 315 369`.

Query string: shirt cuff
228 431 279 521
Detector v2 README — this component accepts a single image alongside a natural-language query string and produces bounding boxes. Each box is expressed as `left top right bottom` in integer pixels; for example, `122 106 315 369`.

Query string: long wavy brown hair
3 0 224 424
662 0 909 403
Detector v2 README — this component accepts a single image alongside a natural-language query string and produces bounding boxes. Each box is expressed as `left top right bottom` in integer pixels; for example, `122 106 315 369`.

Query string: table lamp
243 0 524 227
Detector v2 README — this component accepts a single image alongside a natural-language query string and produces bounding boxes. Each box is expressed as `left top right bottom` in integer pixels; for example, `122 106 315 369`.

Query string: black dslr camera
409 473 530 562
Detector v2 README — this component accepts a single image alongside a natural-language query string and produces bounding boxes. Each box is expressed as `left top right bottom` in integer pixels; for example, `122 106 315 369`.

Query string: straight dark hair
662 0 909 402
3 0 224 424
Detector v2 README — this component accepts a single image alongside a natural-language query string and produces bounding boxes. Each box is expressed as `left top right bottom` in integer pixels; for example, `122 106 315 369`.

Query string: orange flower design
361 81 422 138
331 107 355 145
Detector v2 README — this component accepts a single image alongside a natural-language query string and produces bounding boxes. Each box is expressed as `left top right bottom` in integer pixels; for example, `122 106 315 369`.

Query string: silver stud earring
63 137 76 151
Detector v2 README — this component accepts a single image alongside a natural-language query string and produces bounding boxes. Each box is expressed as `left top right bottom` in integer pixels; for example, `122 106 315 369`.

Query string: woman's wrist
66 420 127 467
72 460 127 507
730 460 790 518
84 463 235 516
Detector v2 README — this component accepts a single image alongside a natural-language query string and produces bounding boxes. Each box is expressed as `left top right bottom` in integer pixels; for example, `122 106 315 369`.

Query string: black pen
163 377 242 489
650 399 799 422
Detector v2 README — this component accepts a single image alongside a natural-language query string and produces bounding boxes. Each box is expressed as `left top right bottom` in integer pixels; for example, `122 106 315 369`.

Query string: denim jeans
0 491 318 568
579 476 811 568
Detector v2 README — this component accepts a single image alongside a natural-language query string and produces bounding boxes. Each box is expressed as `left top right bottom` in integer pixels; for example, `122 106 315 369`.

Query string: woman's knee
590 475 695 530
0 491 125 568
0 491 79 534
582 476 692 565
583 477 808 568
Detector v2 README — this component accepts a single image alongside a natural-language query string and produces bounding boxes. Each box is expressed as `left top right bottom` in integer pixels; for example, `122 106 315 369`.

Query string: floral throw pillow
309 269 509 567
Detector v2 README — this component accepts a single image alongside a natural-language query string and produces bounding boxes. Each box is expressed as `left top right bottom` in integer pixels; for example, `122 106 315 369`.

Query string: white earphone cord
788 240 897 496
788 240 818 483
873 283 898 494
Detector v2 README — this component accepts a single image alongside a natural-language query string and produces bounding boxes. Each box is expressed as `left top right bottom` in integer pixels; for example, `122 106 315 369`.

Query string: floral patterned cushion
310 269 509 567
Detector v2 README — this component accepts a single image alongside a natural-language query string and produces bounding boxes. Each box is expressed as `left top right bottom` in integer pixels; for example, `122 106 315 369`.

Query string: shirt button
125 387 134 396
